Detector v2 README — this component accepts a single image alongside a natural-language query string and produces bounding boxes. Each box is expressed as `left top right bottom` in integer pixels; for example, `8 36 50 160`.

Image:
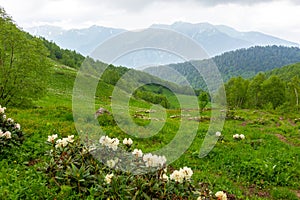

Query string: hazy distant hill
144 46 300 90
27 25 125 55
26 22 298 68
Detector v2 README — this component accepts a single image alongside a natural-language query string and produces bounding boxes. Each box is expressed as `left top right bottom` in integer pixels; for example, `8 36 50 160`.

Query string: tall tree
286 76 300 111
246 73 266 108
0 8 51 107
225 76 249 108
261 76 285 109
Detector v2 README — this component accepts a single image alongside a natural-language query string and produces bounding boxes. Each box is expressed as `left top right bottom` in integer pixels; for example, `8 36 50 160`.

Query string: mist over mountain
26 22 299 68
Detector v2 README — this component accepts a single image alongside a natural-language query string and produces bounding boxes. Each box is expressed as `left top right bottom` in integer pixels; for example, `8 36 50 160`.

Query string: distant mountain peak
26 22 299 67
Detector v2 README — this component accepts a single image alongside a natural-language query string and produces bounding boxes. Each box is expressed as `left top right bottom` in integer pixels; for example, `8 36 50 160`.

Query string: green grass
1 64 300 199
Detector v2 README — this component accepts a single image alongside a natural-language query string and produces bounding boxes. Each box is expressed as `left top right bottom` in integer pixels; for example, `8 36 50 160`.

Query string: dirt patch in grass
275 133 299 146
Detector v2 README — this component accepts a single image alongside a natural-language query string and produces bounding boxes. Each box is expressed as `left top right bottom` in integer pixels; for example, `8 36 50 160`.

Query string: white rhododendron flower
7 118 14 123
160 174 169 181
105 173 114 184
47 134 58 143
67 135 74 143
143 153 166 168
0 105 6 114
239 134 245 140
170 170 185 183
143 153 153 167
55 138 69 148
4 131 11 139
180 166 193 180
215 191 227 200
15 123 21 130
233 134 239 139
109 138 119 151
99 136 119 151
99 136 109 145
0 130 3 137
123 138 133 146
132 149 143 158
61 138 69 147
106 159 116 168
215 131 221 137
2 114 6 119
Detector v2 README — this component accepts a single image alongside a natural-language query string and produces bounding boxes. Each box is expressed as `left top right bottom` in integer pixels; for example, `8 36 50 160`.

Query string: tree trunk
294 87 299 110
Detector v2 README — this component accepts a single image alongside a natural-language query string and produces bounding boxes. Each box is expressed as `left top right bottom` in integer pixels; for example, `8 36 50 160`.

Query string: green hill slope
145 46 300 89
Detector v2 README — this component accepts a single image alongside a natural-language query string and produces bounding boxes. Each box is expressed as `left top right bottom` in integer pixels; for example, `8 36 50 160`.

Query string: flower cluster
99 136 119 151
47 134 75 148
123 138 133 146
0 105 6 114
215 191 227 200
215 131 222 137
0 105 24 149
169 167 193 183
105 173 114 184
132 148 143 158
143 153 167 168
0 130 11 139
233 134 245 140
106 158 119 168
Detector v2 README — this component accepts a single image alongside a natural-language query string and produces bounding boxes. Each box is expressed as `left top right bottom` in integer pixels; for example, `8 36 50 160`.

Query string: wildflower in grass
55 138 69 148
105 173 114 184
160 173 169 182
180 166 193 180
143 153 154 167
61 138 69 147
99 136 119 151
215 191 227 200
106 159 116 168
2 114 6 119
143 153 166 168
7 118 14 123
109 138 119 151
0 105 6 114
239 134 245 140
15 123 21 130
99 135 110 145
170 170 185 183
132 148 143 158
67 135 74 143
4 131 11 139
47 134 58 143
233 134 239 139
123 138 133 146
216 131 221 137
156 155 167 167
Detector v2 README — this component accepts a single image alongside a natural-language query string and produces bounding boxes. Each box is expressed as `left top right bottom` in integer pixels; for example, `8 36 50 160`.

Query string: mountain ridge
26 22 298 67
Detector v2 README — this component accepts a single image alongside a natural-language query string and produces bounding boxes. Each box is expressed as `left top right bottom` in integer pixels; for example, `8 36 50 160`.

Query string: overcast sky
1 0 300 44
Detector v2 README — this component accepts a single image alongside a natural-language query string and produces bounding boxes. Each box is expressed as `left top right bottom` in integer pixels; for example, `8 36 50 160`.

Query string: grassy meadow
1 63 300 200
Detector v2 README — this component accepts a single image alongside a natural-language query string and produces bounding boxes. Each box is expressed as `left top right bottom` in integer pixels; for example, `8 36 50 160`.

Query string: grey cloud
86 0 300 11
196 0 300 6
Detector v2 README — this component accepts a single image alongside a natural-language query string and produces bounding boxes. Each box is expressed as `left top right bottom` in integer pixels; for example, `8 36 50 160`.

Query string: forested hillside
145 46 300 89
41 38 85 69
0 7 194 108
219 62 300 110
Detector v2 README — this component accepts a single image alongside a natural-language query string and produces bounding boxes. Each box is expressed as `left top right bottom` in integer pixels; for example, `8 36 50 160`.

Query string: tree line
218 66 300 111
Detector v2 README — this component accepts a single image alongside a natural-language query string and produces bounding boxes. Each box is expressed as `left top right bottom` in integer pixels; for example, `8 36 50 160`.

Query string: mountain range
26 22 298 68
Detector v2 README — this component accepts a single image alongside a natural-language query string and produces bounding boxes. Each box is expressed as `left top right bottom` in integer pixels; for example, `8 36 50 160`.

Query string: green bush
44 134 227 199
0 105 25 157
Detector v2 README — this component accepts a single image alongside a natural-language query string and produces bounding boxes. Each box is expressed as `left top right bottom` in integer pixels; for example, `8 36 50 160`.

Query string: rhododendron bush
44 134 229 199
0 105 24 155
